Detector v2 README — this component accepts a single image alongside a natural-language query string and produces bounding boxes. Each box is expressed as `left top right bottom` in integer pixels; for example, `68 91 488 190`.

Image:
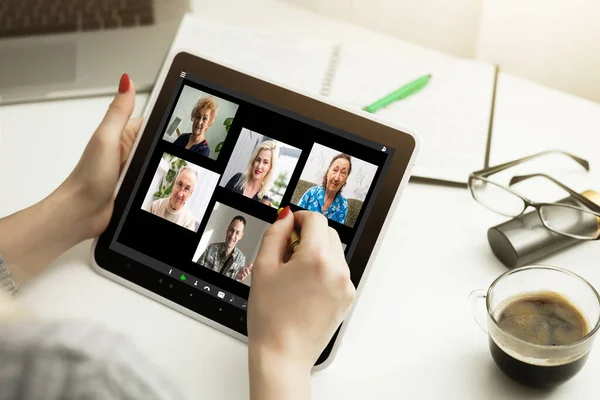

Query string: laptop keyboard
0 0 155 39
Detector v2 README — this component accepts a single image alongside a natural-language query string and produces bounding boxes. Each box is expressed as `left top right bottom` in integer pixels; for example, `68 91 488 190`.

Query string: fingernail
277 206 290 221
118 73 130 93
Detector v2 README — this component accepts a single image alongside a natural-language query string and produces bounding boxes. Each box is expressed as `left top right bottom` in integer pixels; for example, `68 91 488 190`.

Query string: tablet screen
109 69 392 307
93 51 417 367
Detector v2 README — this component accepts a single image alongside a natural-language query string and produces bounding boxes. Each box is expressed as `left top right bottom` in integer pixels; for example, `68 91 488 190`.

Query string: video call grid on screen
110 71 394 299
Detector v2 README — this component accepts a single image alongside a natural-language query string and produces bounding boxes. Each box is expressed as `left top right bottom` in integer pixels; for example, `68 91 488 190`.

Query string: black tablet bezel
94 51 416 366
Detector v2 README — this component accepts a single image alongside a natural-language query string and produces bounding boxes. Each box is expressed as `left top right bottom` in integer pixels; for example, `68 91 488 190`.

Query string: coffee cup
470 265 600 388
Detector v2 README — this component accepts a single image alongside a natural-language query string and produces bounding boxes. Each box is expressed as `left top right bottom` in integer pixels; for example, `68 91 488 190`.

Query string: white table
2 1 600 399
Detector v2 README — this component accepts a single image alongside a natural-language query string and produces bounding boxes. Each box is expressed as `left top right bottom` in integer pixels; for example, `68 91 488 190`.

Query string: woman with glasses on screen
298 153 352 224
173 96 219 157
225 140 278 206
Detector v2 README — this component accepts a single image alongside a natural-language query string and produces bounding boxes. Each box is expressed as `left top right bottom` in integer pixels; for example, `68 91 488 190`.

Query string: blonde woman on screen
173 96 219 157
225 140 279 206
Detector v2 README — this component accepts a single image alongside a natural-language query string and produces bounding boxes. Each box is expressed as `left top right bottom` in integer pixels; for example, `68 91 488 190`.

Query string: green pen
362 74 432 113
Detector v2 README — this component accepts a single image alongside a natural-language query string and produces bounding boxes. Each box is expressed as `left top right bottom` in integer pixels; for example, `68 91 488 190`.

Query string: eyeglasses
175 180 193 195
468 150 600 240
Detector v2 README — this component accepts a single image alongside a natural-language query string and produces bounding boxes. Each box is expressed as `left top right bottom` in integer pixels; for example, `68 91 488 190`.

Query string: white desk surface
2 1 600 399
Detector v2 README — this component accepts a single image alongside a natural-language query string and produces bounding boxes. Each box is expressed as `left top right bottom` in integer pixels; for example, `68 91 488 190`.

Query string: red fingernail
118 73 130 93
277 206 290 221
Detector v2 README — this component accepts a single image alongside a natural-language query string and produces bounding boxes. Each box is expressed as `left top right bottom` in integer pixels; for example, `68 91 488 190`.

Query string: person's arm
296 187 313 209
225 173 241 191
173 133 187 147
0 185 93 284
185 214 196 231
248 347 311 400
234 254 249 281
195 246 209 266
238 254 246 274
339 198 348 225
0 74 141 286
0 77 192 400
248 207 355 400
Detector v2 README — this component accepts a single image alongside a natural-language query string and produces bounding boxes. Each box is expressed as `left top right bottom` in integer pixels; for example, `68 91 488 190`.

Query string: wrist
53 182 98 240
0 183 94 285
249 343 313 371
57 178 110 240
249 344 312 400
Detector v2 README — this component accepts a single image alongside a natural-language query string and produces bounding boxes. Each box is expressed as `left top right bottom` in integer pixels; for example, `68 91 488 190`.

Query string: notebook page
171 16 335 95
327 39 497 183
489 73 600 186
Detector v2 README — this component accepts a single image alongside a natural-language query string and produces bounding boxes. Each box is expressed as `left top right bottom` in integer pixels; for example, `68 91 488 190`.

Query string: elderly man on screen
145 166 197 231
196 216 253 282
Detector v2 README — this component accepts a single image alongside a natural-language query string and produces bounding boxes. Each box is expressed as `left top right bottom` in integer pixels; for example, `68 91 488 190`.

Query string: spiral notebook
170 15 498 185
317 41 499 185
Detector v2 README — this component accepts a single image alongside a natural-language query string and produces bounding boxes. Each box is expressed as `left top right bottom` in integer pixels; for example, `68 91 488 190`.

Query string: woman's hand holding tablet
92 50 419 369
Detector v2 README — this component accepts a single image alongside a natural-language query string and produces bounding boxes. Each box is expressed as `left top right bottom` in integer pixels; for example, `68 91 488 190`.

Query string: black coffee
490 292 590 388
497 292 589 346
490 338 589 388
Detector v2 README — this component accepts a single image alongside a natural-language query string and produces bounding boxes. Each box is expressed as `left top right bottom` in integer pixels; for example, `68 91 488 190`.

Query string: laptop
0 0 189 105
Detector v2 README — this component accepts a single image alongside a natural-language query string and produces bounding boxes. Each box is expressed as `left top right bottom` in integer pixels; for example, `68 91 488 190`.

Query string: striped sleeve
0 252 17 294
0 320 187 400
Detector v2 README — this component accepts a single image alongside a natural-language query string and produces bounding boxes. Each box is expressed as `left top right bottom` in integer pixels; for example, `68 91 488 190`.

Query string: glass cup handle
469 289 488 334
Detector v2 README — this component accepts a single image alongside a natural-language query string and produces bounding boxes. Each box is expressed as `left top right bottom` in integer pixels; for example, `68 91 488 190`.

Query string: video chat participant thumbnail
220 128 301 209
142 153 219 232
291 143 378 228
193 202 270 285
162 85 240 160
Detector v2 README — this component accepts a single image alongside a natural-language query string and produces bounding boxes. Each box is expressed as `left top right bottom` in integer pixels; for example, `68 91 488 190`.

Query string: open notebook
319 39 498 184
170 15 498 184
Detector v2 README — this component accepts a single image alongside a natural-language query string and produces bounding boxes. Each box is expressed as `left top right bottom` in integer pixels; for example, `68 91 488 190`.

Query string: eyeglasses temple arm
509 173 600 212
472 150 589 177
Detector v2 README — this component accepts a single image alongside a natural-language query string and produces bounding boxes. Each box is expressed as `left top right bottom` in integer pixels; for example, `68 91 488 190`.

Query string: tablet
92 49 419 369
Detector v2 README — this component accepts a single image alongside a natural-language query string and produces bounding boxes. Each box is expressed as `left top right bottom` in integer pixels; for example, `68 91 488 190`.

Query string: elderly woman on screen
173 96 219 157
298 153 352 224
225 140 279 206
